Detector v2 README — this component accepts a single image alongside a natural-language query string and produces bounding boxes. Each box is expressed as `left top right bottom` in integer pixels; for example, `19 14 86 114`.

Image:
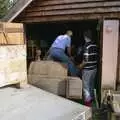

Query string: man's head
66 30 73 37
84 30 92 42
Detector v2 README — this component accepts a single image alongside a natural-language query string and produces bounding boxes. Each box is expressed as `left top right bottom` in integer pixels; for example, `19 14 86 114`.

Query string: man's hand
78 61 86 69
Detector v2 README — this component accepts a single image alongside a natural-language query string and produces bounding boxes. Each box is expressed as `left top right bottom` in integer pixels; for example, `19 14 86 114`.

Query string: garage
2 0 120 101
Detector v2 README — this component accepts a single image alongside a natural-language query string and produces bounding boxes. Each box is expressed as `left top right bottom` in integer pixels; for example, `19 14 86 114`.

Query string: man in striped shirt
79 30 98 106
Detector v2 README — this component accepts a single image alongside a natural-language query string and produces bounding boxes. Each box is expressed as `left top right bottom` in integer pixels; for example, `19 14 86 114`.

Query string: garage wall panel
14 0 120 23
102 20 119 89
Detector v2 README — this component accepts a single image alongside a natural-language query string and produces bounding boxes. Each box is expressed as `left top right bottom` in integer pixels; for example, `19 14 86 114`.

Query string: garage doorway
26 20 102 101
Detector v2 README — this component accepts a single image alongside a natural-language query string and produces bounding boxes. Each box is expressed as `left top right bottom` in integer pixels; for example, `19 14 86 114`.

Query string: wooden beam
33 0 104 7
21 7 120 17
15 12 120 23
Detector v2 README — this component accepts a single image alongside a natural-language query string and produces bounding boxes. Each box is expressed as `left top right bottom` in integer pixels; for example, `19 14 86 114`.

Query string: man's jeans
82 68 97 102
48 48 79 76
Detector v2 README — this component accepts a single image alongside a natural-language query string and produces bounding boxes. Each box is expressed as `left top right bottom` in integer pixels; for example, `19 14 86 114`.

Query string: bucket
92 107 110 120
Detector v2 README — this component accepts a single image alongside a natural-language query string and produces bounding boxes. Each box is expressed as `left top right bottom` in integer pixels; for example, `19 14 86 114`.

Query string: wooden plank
33 0 104 6
6 33 24 44
0 23 3 32
0 22 24 44
22 7 120 17
101 20 119 89
26 1 120 12
4 28 23 33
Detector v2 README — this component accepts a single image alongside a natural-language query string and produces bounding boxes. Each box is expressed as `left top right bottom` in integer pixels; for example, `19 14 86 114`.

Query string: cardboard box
28 61 67 96
47 61 67 77
28 61 48 75
66 77 82 99
28 75 66 96
29 61 67 77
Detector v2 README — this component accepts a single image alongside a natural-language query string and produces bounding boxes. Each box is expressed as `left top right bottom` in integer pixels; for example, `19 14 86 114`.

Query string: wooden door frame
116 26 120 89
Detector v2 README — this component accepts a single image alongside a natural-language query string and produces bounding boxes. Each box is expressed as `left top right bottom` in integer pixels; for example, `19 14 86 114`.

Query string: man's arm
66 36 72 57
67 47 71 57
78 47 88 69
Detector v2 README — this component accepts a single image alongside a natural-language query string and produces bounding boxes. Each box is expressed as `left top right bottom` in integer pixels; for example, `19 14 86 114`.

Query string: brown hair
84 30 92 39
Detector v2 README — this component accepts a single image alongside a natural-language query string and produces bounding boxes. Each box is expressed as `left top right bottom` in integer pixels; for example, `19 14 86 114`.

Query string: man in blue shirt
48 30 78 76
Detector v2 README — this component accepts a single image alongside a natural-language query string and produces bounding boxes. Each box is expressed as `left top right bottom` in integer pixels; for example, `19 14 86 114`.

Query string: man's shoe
84 99 92 107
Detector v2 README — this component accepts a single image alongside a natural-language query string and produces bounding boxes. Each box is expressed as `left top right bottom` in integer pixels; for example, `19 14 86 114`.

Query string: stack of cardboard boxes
28 61 82 98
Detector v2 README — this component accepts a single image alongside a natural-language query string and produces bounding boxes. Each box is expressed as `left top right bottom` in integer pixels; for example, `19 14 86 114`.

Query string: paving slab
0 86 91 120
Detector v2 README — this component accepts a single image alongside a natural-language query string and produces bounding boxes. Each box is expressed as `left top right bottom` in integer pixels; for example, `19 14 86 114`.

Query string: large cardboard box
66 77 82 99
28 75 66 96
29 61 67 77
28 61 48 75
28 61 67 96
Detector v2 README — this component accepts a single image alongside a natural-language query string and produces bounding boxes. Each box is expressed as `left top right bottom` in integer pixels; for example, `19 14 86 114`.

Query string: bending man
48 30 78 76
